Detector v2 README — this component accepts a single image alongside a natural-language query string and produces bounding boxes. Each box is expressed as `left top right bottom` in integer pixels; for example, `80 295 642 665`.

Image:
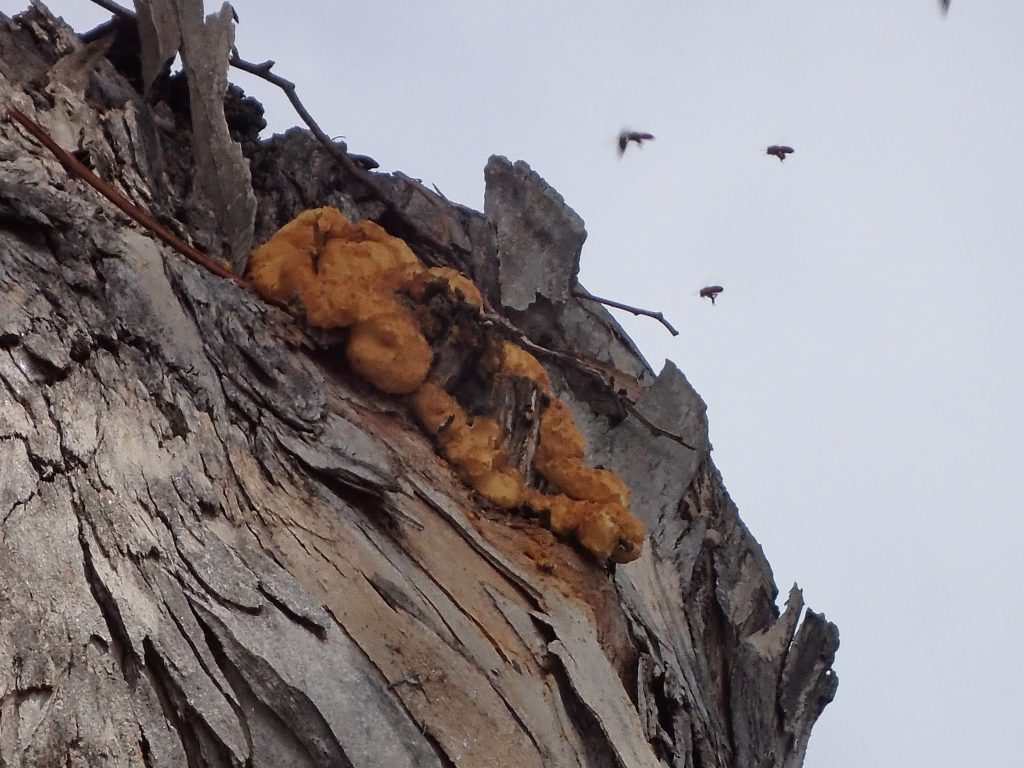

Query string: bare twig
480 312 696 451
227 54 452 251
6 105 251 289
86 0 451 254
573 288 679 336
87 0 132 19
622 402 697 450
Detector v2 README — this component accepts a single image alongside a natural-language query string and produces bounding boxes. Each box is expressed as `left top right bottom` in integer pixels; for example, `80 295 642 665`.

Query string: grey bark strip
176 2 256 274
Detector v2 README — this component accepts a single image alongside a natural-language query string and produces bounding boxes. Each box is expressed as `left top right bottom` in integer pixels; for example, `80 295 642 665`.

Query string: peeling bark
0 5 838 767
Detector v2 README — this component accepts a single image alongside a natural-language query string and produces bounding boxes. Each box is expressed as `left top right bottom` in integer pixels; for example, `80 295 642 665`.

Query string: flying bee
766 145 795 162
618 130 655 157
699 285 724 305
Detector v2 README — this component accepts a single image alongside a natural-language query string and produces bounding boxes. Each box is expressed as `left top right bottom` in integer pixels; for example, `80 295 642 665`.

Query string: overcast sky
9 1 1023 765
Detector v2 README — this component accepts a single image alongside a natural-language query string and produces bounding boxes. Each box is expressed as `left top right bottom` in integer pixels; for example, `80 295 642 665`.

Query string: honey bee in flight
699 286 724 305
766 145 795 162
618 130 655 157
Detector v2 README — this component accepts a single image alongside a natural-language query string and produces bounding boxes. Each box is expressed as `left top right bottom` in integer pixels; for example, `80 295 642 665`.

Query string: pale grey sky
11 2 1024 765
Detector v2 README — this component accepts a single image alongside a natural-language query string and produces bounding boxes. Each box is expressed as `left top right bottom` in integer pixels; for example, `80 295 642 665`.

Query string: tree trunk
0 5 838 767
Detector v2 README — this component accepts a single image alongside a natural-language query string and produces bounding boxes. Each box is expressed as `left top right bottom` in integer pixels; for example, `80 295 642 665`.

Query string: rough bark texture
0 5 838 768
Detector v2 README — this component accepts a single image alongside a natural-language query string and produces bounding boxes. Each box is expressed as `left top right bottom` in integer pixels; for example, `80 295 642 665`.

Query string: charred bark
0 5 838 767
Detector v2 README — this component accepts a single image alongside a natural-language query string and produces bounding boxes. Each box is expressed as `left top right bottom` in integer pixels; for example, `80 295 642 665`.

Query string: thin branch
87 0 132 19
227 54 454 251
86 0 451 253
480 312 697 451
573 288 679 336
6 105 250 288
621 401 697 450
